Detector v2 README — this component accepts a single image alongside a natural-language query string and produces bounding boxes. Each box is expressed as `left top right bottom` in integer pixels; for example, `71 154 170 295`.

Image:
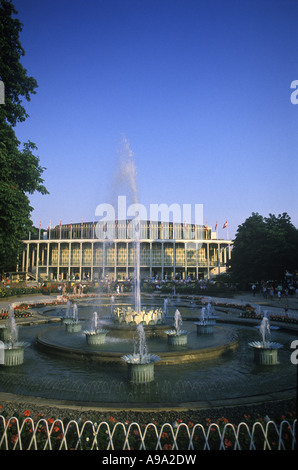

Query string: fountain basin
126 362 155 383
36 324 239 365
195 322 215 335
248 341 283 365
2 342 29 367
166 331 189 347
84 330 108 345
65 321 83 333
122 352 160 384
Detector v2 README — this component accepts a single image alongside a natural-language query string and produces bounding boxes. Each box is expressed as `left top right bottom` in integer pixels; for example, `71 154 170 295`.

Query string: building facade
21 220 232 282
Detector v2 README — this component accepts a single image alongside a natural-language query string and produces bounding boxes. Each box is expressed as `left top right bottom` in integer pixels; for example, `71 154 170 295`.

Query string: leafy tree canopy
0 0 48 271
229 212 298 284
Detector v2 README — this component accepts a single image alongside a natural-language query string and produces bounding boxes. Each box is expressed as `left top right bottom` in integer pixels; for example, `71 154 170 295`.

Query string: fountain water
163 298 168 317
0 305 29 366
84 312 108 345
122 324 160 383
111 137 163 324
64 303 82 333
110 296 115 316
195 306 216 334
166 309 189 346
248 316 283 365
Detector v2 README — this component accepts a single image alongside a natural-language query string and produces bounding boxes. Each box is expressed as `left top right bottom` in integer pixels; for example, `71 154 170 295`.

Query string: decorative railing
0 415 296 450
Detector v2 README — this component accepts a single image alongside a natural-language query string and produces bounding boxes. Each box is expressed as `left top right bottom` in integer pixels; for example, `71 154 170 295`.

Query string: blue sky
11 0 298 239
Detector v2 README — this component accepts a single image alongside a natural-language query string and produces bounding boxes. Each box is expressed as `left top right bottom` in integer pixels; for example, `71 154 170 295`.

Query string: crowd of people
251 281 298 299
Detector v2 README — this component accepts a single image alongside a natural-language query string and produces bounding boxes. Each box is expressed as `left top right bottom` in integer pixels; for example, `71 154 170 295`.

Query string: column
68 241 71 281
126 241 129 278
36 242 40 281
149 241 152 279
196 242 199 279
79 242 82 281
161 241 164 280
26 242 30 275
22 247 26 272
207 242 210 280
173 241 176 279
46 241 50 279
57 241 60 281
114 241 117 280
184 242 187 279
91 241 94 281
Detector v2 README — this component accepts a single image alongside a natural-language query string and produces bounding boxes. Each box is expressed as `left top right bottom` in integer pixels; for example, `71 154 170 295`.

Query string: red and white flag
222 221 228 229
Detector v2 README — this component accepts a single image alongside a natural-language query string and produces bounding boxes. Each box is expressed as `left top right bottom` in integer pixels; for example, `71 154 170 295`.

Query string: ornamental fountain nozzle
248 315 283 365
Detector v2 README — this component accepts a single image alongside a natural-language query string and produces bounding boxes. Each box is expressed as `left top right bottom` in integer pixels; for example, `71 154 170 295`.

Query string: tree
229 212 298 285
0 0 48 271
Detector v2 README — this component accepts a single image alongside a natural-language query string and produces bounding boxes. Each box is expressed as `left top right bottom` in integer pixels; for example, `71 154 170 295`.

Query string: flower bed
0 408 295 450
239 310 298 324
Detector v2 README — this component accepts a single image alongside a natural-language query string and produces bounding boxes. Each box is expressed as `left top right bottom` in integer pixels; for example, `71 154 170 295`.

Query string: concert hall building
21 220 232 282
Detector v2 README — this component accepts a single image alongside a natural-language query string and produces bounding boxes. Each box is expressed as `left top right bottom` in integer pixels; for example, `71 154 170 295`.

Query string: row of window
29 244 224 267
37 222 213 241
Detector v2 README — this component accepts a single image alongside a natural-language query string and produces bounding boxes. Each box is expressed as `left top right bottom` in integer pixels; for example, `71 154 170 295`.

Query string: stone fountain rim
35 324 239 365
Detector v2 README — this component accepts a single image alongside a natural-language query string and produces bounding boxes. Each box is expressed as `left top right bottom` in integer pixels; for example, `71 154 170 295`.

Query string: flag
48 220 51 231
223 221 228 229
215 221 218 231
59 220 62 230
70 220 72 229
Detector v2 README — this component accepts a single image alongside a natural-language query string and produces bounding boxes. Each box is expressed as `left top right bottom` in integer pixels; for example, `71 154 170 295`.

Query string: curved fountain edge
35 325 239 365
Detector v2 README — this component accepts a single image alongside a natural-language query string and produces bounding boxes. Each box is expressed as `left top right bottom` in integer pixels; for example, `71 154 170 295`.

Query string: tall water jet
248 316 283 365
117 136 141 314
122 324 160 383
166 309 189 346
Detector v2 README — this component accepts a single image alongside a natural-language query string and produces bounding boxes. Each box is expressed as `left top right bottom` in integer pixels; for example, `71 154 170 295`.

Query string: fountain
110 296 115 316
166 309 189 346
248 316 283 365
64 303 82 333
84 312 108 345
163 298 168 317
112 305 163 326
61 300 72 323
0 305 29 367
122 324 160 383
195 306 216 335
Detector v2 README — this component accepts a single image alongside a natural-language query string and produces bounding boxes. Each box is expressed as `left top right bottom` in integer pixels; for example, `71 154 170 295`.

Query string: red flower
24 409 31 417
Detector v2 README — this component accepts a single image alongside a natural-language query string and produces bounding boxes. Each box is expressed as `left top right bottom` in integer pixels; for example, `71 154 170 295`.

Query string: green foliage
230 212 298 283
0 0 48 270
